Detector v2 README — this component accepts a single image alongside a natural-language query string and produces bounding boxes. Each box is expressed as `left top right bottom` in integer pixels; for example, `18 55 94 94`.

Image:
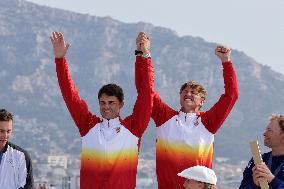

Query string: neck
272 146 284 156
181 107 199 113
104 116 119 121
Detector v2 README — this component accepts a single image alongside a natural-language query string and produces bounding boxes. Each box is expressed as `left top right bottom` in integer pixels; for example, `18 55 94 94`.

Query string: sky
27 0 284 74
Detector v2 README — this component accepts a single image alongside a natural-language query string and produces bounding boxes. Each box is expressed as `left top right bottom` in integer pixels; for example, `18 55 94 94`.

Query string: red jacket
55 56 154 189
151 61 238 189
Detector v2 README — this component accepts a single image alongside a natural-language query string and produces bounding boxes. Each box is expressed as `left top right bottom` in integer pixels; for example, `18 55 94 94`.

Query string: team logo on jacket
194 116 200 126
194 120 199 126
115 127 121 134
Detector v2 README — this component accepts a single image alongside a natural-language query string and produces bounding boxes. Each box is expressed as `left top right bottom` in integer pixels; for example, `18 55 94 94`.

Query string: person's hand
136 32 150 55
253 163 275 183
252 165 261 186
50 32 70 58
215 45 231 62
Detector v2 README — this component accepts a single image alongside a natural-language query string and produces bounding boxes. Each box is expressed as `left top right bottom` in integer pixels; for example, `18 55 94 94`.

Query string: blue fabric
239 151 284 189
0 151 3 165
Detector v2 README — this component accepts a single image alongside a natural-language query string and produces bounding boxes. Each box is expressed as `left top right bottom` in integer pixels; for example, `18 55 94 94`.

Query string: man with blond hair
240 114 284 189
149 46 238 188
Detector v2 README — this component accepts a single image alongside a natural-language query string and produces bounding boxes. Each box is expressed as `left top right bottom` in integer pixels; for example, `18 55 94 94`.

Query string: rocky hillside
0 0 283 165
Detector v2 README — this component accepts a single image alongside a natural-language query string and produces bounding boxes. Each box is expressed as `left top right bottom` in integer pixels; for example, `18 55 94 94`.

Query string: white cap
177 165 217 185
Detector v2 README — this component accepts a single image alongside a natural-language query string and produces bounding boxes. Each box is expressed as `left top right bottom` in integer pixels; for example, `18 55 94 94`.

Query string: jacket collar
101 117 121 128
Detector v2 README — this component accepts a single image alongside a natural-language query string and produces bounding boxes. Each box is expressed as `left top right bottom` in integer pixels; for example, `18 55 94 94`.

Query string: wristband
135 50 143 55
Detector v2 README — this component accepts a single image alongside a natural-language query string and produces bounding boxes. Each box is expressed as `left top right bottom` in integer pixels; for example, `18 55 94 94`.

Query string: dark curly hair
0 109 14 122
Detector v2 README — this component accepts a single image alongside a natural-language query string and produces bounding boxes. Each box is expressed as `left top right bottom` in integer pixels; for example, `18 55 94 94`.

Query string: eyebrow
100 100 116 103
0 129 12 132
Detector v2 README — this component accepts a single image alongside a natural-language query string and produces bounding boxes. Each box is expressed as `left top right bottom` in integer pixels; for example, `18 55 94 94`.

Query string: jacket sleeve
135 55 176 128
122 56 154 138
201 61 239 134
239 158 259 189
151 91 177 127
19 151 34 189
55 57 100 136
270 177 284 189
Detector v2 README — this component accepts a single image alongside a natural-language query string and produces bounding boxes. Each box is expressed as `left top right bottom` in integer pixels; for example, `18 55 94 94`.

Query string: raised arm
134 33 176 127
134 32 151 93
201 46 239 134
151 91 177 127
123 32 154 138
50 32 100 136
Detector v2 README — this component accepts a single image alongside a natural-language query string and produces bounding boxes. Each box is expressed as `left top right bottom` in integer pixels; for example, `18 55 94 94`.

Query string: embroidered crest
194 120 199 126
115 127 121 134
194 115 200 126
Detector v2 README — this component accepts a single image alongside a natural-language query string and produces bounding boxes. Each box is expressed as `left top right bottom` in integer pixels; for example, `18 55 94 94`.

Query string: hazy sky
27 0 284 74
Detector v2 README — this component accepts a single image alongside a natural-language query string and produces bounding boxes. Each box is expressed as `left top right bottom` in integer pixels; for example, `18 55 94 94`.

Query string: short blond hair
180 81 207 100
269 114 284 132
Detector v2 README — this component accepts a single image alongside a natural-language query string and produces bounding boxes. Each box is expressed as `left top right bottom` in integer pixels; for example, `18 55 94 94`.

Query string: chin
102 114 110 119
103 115 116 120
0 143 5 149
264 142 270 148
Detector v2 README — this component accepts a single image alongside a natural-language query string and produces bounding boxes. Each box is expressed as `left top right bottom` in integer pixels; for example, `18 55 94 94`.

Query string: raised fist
136 32 150 55
215 45 231 62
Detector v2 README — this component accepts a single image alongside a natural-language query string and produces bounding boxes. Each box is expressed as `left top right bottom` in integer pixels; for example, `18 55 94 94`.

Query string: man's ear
198 100 205 109
120 101 124 109
200 100 205 106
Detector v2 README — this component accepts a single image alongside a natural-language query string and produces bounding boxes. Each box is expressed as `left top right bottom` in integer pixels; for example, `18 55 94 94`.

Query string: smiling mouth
264 137 269 142
184 96 194 101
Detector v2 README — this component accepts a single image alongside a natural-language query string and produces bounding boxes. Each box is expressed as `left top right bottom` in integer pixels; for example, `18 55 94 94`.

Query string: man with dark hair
50 31 154 189
149 46 238 188
98 83 124 103
240 114 284 189
0 108 34 189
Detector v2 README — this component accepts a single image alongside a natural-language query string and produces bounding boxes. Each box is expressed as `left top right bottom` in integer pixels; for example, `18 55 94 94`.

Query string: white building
47 155 68 169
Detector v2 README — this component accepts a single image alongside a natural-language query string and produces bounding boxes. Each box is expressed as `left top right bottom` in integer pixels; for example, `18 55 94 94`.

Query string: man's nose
2 131 8 138
184 92 191 97
104 103 110 109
